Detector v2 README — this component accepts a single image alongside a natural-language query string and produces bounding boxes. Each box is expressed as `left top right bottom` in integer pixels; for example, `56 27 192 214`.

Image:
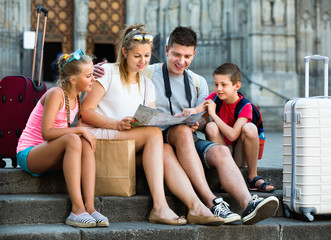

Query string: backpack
213 93 265 159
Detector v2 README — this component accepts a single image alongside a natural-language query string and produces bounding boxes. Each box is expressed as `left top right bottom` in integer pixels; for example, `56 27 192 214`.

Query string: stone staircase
1 165 331 240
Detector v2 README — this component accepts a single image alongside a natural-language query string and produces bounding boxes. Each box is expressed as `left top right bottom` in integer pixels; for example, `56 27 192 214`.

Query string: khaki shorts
228 138 247 168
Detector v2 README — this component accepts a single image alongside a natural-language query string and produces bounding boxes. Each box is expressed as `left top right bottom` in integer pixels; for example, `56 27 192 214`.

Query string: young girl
16 49 109 228
82 24 223 226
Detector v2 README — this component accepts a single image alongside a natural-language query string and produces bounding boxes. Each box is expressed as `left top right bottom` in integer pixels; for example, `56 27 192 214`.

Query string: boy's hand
182 108 197 116
204 100 217 116
93 60 107 79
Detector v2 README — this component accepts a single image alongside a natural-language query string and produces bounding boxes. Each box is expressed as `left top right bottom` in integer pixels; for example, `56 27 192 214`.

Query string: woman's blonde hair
57 51 94 127
116 23 153 89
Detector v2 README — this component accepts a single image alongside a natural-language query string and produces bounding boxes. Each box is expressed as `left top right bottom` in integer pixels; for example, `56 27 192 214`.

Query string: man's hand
93 60 107 79
189 122 199 132
182 108 197 116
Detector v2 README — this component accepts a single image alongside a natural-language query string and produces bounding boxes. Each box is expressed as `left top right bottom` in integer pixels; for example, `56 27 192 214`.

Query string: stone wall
1 0 330 130
0 0 30 79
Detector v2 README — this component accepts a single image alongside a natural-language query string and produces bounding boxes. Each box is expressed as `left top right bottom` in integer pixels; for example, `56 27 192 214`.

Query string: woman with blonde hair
82 24 223 226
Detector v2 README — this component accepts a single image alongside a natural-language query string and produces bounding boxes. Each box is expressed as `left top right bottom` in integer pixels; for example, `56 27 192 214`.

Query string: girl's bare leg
80 137 96 214
28 133 86 215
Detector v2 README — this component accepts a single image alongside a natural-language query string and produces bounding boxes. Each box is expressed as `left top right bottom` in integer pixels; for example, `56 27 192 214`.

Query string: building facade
1 0 330 129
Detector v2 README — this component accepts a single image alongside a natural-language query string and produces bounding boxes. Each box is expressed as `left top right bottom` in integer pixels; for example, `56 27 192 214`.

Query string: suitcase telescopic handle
31 6 48 86
37 6 48 16
304 55 329 97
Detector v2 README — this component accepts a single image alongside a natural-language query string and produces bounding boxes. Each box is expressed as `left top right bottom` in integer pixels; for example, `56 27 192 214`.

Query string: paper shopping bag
95 139 136 196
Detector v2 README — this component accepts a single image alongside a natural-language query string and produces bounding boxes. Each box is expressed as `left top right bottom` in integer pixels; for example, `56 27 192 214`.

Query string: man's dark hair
167 26 197 49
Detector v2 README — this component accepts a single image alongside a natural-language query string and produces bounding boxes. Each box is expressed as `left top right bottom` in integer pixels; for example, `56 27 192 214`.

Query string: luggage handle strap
304 55 329 98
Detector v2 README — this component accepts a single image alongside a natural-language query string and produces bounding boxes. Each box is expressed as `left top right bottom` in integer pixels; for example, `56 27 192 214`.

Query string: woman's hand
117 116 135 131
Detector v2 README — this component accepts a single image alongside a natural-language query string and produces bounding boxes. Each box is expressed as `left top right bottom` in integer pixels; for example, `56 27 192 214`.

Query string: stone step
1 217 331 240
0 191 283 225
0 167 283 195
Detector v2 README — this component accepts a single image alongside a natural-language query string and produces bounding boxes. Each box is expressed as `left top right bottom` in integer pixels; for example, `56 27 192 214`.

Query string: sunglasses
62 49 85 68
132 34 154 43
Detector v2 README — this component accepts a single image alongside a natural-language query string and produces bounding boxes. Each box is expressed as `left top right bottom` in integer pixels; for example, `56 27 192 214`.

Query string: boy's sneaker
242 195 279 225
210 197 241 224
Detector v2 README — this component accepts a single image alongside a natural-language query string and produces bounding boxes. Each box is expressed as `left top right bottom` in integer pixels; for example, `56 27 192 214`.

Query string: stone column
74 0 89 52
21 0 32 77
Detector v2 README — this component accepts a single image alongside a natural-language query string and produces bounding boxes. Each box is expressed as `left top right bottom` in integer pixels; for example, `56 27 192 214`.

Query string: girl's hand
81 128 96 151
118 117 134 131
204 100 216 116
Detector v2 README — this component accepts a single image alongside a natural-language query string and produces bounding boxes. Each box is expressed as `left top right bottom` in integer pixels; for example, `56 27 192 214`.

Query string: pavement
3 131 283 169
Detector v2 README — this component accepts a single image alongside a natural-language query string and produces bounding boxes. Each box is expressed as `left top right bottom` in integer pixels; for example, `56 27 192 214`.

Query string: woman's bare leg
163 144 214 217
116 127 178 219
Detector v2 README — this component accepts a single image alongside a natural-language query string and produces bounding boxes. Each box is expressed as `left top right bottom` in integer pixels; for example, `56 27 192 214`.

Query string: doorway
43 42 62 82
93 44 116 64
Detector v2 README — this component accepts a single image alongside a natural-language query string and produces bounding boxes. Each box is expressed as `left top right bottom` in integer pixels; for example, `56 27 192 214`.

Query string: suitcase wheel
302 211 314 222
284 204 292 218
11 157 17 168
0 158 6 168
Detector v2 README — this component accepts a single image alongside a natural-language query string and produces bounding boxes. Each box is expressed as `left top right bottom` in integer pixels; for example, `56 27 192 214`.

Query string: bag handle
304 55 329 97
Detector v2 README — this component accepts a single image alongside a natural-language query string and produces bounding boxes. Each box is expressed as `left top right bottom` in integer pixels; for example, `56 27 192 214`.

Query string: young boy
201 63 274 192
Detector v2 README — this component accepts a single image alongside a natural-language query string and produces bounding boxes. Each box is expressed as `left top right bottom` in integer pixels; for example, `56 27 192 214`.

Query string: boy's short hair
167 26 197 49
213 63 242 85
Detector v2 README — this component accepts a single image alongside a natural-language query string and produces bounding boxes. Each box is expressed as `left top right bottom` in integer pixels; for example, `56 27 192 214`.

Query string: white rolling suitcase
283 55 331 221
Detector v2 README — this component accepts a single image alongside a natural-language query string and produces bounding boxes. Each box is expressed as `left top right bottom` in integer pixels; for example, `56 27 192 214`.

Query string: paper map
131 104 206 127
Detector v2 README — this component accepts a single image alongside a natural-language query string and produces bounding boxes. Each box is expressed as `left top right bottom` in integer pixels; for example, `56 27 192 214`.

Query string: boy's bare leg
205 122 226 145
240 123 274 191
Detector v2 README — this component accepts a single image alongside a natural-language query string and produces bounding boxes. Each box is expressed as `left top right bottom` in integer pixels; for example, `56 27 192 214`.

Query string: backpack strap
189 70 200 95
234 97 250 120
234 94 264 134
213 94 223 115
143 64 156 80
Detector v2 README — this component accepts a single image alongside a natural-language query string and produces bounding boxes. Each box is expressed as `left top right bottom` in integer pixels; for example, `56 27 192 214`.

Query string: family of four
16 24 278 228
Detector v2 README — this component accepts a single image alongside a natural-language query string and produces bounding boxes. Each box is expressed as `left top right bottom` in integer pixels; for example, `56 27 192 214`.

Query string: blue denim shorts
194 138 219 169
16 146 42 177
